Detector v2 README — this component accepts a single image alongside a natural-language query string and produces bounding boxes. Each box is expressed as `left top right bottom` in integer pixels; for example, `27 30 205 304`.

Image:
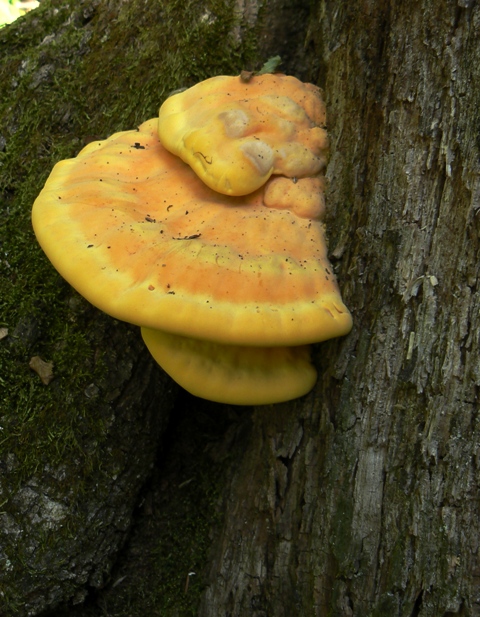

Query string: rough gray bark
199 2 480 616
0 309 175 617
1 0 479 616
0 0 305 615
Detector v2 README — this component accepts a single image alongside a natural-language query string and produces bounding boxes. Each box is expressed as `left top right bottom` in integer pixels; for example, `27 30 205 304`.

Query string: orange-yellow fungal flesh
141 327 317 405
158 74 329 196
264 176 326 219
32 118 352 348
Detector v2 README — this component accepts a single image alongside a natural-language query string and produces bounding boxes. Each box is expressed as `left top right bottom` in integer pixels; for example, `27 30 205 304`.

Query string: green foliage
257 54 282 75
0 0 21 27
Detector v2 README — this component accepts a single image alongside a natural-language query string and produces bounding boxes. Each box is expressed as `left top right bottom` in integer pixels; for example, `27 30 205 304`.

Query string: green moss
47 398 233 617
112 467 221 616
0 0 261 486
0 0 263 612
107 404 229 616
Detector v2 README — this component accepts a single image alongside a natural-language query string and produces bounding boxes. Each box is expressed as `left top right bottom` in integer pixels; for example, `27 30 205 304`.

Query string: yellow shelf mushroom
141 329 317 406
158 74 328 196
32 74 352 405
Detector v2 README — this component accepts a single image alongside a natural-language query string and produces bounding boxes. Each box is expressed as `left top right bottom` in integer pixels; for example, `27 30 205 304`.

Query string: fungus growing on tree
32 74 352 405
158 74 328 196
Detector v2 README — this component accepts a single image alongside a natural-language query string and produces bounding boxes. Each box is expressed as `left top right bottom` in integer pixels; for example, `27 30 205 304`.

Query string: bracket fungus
158 74 328 196
32 74 352 405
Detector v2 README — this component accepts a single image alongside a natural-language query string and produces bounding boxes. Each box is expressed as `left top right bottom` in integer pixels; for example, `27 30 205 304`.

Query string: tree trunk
1 0 479 616
199 2 480 616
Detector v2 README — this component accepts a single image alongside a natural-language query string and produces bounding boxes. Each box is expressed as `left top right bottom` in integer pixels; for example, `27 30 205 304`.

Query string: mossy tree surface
0 0 272 614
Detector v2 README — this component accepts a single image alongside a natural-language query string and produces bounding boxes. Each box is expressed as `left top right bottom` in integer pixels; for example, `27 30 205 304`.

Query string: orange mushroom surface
158 74 328 196
141 328 317 406
32 75 352 405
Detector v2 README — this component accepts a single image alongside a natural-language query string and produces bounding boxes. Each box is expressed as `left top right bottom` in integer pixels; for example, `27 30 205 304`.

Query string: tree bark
0 0 307 614
1 0 479 616
0 0 267 614
199 2 480 616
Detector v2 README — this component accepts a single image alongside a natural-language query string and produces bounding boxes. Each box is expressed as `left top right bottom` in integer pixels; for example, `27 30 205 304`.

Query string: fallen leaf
29 356 54 385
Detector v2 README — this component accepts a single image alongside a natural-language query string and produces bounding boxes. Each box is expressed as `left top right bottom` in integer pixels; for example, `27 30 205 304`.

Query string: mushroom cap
264 176 326 219
32 118 352 347
158 74 328 196
141 327 317 405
